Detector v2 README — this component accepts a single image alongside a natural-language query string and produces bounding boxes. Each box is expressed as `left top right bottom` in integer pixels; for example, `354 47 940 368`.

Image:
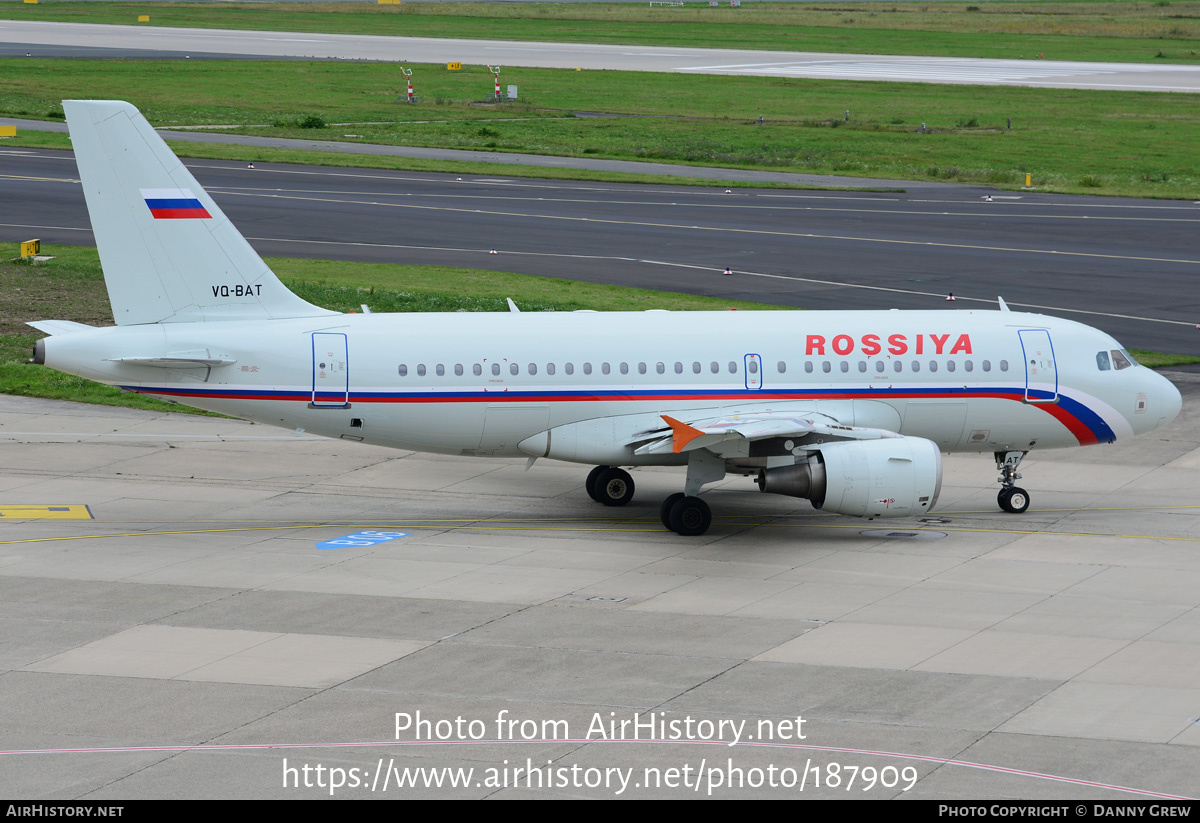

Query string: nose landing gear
995 451 1030 513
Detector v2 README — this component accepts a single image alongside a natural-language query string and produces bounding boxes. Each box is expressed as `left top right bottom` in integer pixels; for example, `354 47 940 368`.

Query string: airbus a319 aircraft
32 101 1182 536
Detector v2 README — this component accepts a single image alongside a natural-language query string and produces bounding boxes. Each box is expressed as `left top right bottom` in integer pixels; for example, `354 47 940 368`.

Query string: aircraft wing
628 410 899 456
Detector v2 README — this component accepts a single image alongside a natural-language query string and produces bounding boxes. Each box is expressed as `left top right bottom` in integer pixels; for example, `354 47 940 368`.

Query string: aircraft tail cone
946 293 956 301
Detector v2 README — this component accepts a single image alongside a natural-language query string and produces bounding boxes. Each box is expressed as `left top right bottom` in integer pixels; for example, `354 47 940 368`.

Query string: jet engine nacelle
756 436 942 518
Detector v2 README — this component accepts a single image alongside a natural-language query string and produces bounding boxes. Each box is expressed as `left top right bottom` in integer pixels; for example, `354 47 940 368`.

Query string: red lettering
916 334 924 355
930 333 950 354
832 334 854 355
806 335 826 355
861 334 881 356
950 334 972 355
888 334 908 355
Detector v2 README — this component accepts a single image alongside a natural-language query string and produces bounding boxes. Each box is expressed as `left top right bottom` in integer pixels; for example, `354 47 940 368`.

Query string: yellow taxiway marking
0 505 92 520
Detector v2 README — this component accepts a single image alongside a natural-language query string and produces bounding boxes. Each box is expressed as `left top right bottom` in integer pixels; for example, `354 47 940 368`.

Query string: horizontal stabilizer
107 350 237 368
26 320 98 336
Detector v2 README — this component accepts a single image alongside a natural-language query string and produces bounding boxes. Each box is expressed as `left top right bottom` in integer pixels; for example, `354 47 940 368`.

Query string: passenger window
858 361 867 373
1000 360 1009 372
674 362 683 374
491 363 500 376
602 362 611 375
656 362 665 375
911 360 920 372
777 361 786 374
417 364 427 377
804 362 814 374
547 363 555 375
529 363 537 375
728 361 737 373
510 363 519 376
964 360 973 373
638 362 647 375
619 362 628 375
840 361 849 373
711 362 720 374
436 364 445 376
583 363 592 375
473 364 482 376
692 362 701 374
895 360 903 372
822 361 831 373
398 364 407 377
455 364 463 376
748 360 759 374
946 361 956 373
929 360 938 373
875 360 885 373
565 363 574 375
982 360 991 372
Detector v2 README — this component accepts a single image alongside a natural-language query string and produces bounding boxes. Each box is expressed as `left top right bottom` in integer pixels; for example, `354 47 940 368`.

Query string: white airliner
32 101 1183 535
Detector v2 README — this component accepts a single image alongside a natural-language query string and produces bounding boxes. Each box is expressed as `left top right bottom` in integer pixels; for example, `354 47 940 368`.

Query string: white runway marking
680 60 1117 82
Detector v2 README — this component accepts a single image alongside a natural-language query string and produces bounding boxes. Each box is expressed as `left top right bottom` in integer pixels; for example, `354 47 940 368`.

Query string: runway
1 374 1198 798
7 20 1200 92
3 147 1199 355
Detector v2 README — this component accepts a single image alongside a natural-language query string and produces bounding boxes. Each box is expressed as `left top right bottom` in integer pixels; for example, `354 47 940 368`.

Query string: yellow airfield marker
0 505 93 520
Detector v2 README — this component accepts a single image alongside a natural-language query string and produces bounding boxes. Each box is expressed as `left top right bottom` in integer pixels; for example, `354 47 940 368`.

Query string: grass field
6 2 1200 63
3 59 1198 198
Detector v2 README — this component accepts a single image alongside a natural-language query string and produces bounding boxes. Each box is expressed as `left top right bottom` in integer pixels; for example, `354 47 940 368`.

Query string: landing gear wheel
595 467 634 507
660 493 686 529
998 486 1030 514
668 495 712 536
585 465 610 502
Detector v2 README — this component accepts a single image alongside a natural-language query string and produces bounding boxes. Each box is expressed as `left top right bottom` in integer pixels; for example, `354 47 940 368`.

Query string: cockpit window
1112 349 1133 370
1096 351 1111 371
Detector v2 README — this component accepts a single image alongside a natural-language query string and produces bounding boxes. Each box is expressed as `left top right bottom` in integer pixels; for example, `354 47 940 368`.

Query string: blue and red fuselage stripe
121 385 1116 447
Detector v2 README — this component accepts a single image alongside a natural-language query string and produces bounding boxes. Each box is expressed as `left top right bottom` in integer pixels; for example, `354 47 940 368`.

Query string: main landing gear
995 450 1030 514
585 465 635 507
658 493 712 537
586 451 724 536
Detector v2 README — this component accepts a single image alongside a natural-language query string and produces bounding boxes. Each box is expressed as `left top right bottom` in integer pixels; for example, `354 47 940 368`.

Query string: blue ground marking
316 530 410 550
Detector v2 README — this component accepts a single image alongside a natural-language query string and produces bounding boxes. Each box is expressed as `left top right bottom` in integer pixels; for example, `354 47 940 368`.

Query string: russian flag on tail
141 188 211 219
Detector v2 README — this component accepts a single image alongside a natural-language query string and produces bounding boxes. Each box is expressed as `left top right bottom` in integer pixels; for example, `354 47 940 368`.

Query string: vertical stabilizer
65 100 337 325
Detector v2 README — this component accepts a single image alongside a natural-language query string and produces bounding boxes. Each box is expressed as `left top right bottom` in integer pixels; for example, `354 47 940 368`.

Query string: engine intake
757 436 942 518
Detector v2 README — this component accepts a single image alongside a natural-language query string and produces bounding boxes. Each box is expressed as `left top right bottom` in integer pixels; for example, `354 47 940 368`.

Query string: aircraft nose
1159 373 1183 427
